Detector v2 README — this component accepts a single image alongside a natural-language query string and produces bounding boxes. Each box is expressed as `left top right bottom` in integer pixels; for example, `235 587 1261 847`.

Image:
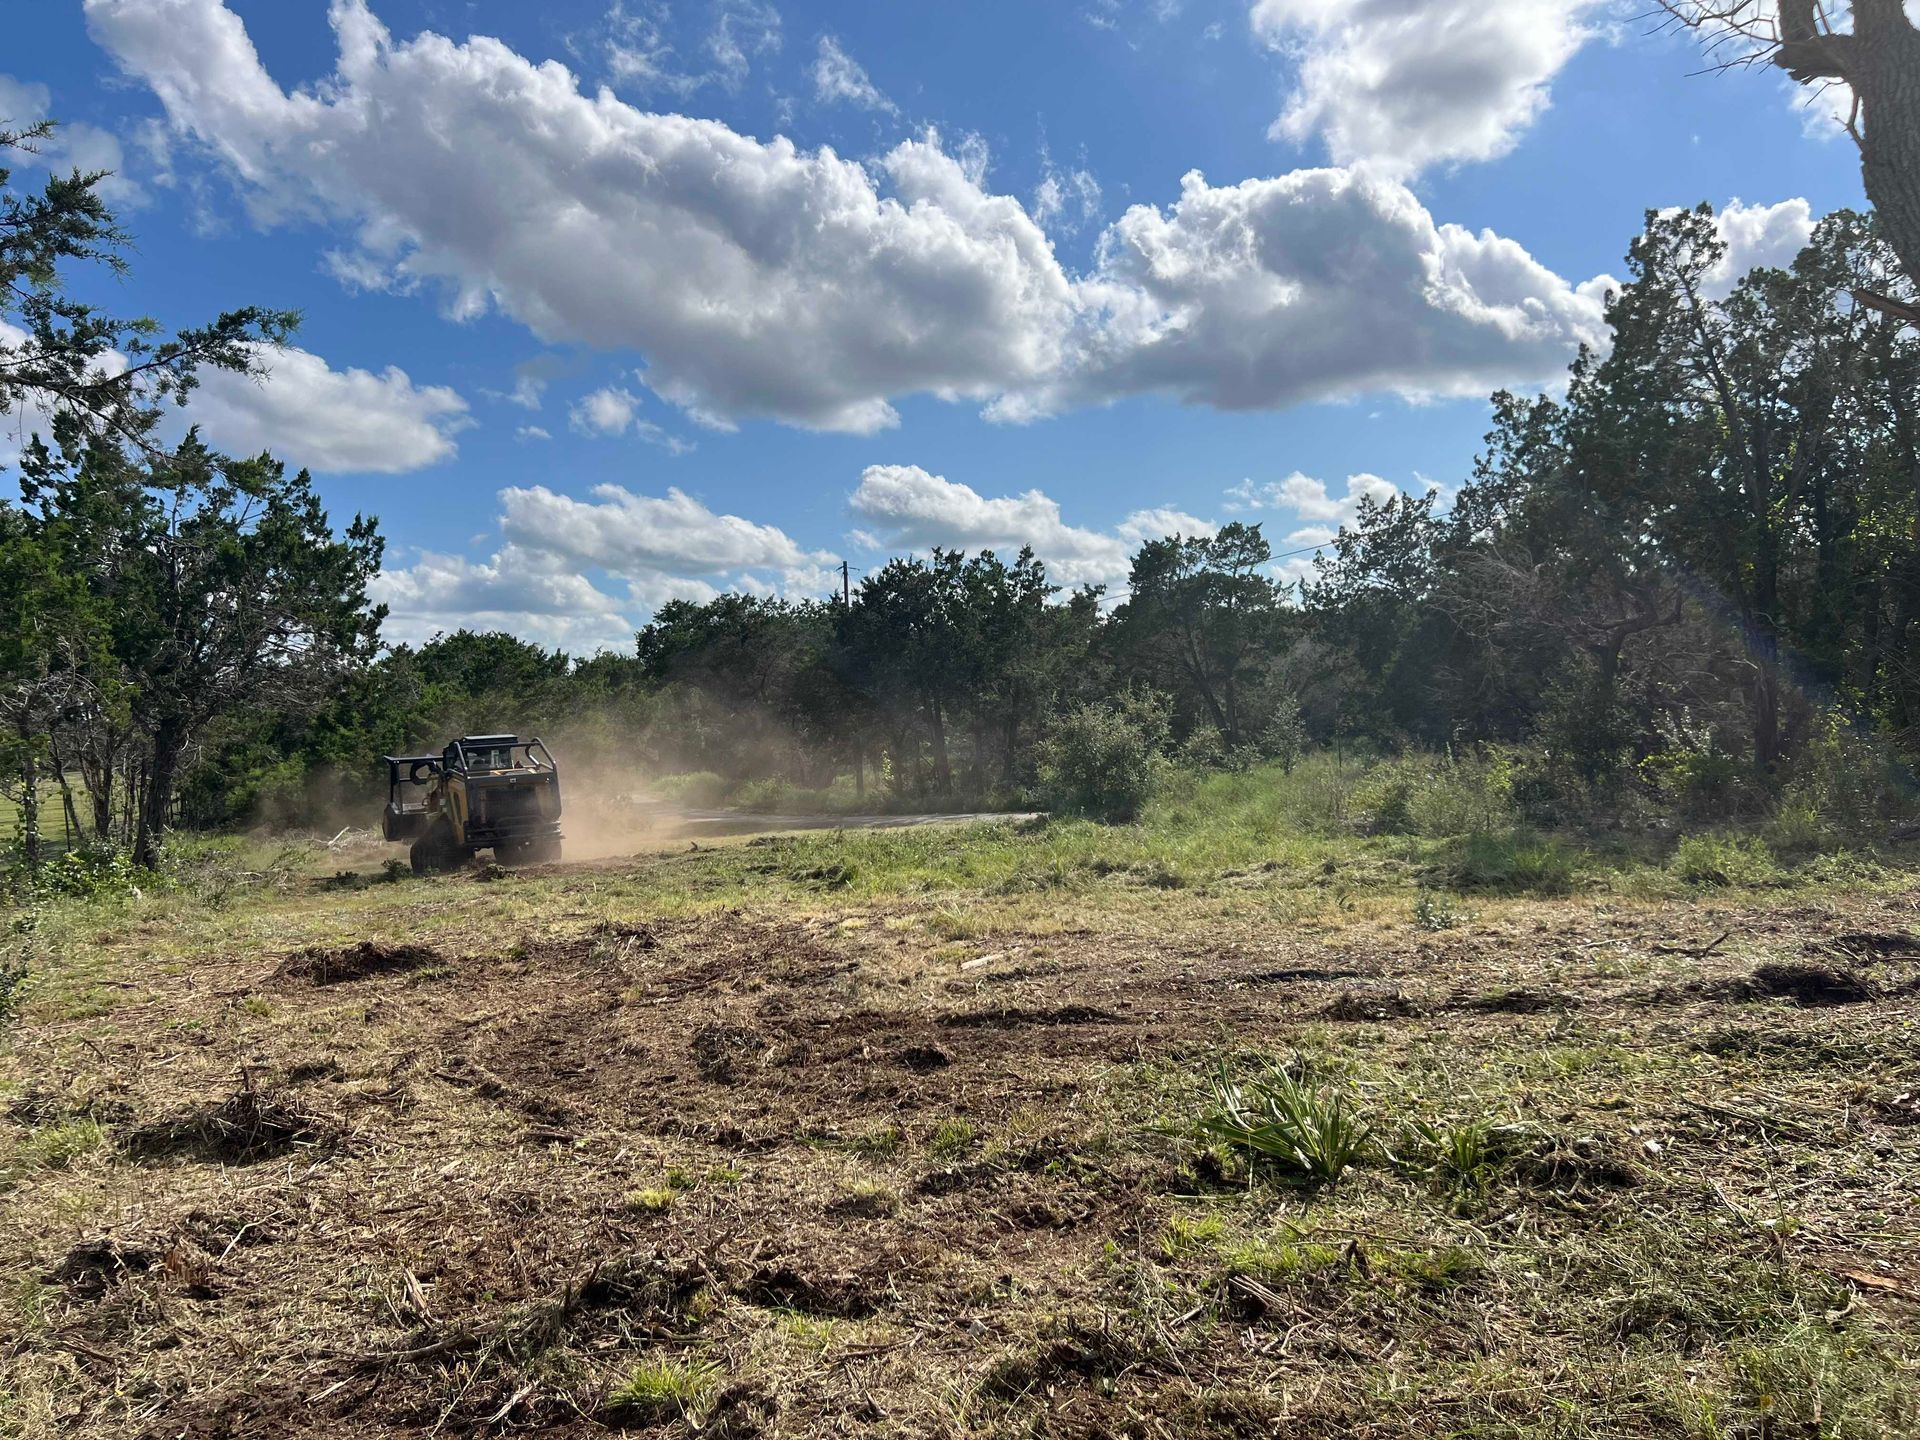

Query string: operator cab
444 735 555 774
381 753 443 841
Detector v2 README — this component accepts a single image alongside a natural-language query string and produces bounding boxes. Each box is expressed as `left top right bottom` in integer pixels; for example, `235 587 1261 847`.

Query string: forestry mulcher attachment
382 735 563 873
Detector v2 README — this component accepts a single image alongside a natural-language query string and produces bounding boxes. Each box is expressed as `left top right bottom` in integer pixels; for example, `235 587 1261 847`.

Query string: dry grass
1 831 1918 1438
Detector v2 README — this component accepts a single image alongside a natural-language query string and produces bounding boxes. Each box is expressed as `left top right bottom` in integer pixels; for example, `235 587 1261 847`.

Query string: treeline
274 204 1920 829
5 117 1918 865
206 206 1920 833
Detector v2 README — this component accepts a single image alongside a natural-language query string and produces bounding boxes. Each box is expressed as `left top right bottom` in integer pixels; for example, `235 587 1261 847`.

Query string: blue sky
5 0 1871 652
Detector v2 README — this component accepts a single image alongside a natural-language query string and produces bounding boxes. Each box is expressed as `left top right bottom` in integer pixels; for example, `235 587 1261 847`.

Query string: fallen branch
1653 929 1732 958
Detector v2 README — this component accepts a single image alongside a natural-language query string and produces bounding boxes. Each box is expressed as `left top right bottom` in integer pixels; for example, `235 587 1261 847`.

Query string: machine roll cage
381 735 559 815
441 735 558 775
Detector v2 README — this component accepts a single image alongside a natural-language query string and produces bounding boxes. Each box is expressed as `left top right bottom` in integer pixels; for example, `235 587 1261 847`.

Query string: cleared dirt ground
3 844 1918 1438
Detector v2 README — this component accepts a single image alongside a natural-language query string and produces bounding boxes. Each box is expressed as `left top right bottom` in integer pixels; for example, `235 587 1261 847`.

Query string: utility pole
841 559 850 607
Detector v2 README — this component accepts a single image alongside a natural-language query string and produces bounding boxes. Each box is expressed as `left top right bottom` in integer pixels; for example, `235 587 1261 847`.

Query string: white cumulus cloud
86 0 1073 434
569 385 642 436
1705 197 1816 295
504 483 829 580
187 345 469 473
1226 470 1401 521
369 546 643 654
1250 0 1600 176
372 481 832 650
85 0 1653 429
568 383 694 450
1010 167 1615 419
1 324 466 475
849 463 1211 589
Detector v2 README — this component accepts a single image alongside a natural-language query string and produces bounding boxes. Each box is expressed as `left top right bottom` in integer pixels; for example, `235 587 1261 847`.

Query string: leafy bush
1352 763 1416 835
1672 833 1780 887
1774 719 1917 844
731 777 801 812
1641 721 1754 822
1453 831 1579 893
648 771 728 807
9 841 139 902
1039 694 1171 823
1256 696 1307 773
1190 1061 1369 1186
1352 750 1519 837
1412 891 1467 931
1406 750 1517 838
1174 726 1227 771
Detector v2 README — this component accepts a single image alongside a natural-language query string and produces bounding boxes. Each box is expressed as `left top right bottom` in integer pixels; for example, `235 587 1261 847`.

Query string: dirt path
632 805 1040 839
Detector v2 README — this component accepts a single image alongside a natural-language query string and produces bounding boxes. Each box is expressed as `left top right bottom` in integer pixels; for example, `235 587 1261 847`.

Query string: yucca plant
1192 1062 1370 1185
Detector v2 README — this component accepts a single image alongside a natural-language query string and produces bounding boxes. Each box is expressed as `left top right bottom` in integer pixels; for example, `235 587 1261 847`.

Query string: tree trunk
133 719 183 869
50 734 81 844
1853 2 1920 295
80 734 115 840
928 698 952 794
1775 0 1920 295
1749 650 1783 773
17 745 40 872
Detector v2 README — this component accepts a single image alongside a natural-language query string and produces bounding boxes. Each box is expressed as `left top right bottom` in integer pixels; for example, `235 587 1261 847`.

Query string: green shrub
1256 696 1307 773
731 777 800 812
1640 726 1753 822
1189 1062 1369 1186
649 771 728 807
606 1358 721 1420
1406 750 1517 838
1352 762 1416 834
1039 695 1171 823
1776 719 1916 843
1453 831 1578 893
12 841 139 902
1412 891 1467 931
1672 833 1779 887
1762 801 1824 855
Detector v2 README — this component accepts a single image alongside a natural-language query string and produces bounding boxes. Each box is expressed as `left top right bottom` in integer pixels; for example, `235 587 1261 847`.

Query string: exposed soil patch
1230 965 1368 986
732 1262 885 1318
692 1021 770 1083
938 1003 1121 1028
50 1237 160 1297
1814 931 1920 962
274 940 446 986
894 1042 951 1072
1325 987 1422 1021
1510 1133 1645 1192
1872 1088 1920 1125
1734 961 1879 1007
1458 985 1578 1014
123 1079 341 1164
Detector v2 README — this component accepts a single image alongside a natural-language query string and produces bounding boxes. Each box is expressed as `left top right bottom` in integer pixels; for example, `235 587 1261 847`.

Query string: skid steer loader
382 735 563 873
